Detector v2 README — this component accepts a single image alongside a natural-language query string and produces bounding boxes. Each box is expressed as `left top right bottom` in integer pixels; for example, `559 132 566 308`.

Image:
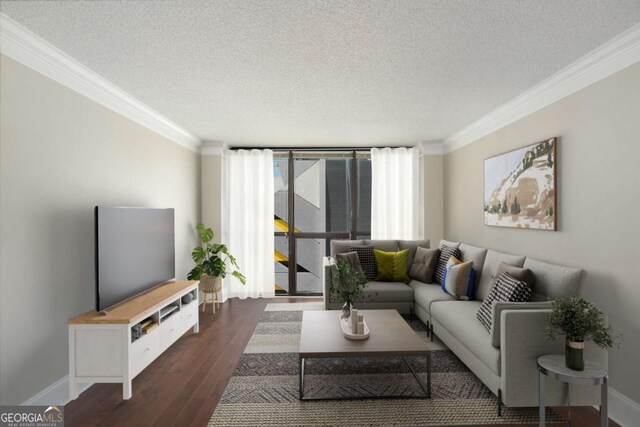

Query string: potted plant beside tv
545 297 619 371
187 224 246 311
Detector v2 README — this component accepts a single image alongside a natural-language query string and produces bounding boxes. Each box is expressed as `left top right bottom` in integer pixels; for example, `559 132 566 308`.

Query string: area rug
209 302 561 426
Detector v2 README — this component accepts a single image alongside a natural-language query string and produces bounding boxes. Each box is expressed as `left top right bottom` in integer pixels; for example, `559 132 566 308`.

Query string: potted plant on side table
187 223 246 312
330 259 367 319
545 297 619 371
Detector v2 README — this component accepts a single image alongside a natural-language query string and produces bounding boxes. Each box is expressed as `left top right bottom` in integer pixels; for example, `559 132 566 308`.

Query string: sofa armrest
500 309 605 407
323 256 336 309
490 301 552 348
501 309 563 406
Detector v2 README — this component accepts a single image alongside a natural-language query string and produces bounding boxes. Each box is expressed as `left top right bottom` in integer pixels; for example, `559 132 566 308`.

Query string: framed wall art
484 137 557 230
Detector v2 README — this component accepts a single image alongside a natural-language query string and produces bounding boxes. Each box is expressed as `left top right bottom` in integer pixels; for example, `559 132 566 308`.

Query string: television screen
95 207 175 311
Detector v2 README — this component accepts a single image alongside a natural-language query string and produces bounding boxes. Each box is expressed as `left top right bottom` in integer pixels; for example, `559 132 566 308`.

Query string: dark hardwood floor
65 298 615 427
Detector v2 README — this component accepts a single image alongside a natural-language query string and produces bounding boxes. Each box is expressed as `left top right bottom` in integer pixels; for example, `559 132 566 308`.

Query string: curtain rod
228 146 414 152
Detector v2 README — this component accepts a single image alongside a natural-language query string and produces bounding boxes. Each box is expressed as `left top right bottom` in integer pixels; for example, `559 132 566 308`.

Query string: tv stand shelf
68 280 199 400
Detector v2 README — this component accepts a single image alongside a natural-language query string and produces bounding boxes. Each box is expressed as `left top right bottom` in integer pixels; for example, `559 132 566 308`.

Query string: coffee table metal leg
601 376 608 427
427 352 432 398
404 357 430 398
539 368 545 427
299 355 430 401
299 357 305 401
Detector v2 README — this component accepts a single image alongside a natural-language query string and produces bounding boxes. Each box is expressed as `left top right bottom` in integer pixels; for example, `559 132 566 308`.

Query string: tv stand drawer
159 310 182 350
180 303 198 334
131 330 160 377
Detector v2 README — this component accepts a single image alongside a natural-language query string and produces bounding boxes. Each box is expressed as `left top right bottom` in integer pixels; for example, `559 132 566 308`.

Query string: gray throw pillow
491 262 536 290
336 251 367 284
336 251 362 270
409 247 439 283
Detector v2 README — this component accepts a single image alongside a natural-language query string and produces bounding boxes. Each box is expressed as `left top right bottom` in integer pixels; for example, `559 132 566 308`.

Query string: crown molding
444 23 640 154
418 141 444 156
201 140 227 156
0 13 201 152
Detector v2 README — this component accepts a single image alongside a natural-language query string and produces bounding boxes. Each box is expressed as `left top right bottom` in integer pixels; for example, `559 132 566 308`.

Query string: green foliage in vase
329 259 367 304
545 297 619 348
187 223 246 285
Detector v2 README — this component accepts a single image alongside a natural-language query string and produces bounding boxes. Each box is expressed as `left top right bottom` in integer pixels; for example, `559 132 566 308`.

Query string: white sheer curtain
370 147 423 240
223 149 275 299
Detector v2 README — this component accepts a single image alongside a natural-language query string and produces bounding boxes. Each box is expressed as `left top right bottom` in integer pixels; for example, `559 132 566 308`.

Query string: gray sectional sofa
323 238 605 411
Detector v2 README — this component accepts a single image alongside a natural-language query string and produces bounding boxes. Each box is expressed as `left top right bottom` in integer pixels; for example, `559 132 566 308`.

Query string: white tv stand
68 280 199 400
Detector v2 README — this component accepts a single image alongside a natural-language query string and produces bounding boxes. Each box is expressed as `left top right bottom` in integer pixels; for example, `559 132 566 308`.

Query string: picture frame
483 137 557 230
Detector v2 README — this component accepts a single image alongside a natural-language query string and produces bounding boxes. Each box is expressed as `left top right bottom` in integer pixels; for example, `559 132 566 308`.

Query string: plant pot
340 301 352 319
565 340 585 371
200 274 222 293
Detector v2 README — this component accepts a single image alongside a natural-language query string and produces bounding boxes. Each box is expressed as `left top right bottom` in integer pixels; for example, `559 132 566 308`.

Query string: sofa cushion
523 258 582 301
477 272 533 332
356 281 414 303
330 239 363 256
348 245 377 280
335 251 367 277
431 301 501 375
336 251 361 270
489 301 552 348
477 250 526 301
441 256 477 300
458 243 488 285
374 249 410 283
398 239 431 272
434 245 461 285
439 239 461 249
491 262 535 290
364 239 400 253
409 280 456 314
409 247 439 283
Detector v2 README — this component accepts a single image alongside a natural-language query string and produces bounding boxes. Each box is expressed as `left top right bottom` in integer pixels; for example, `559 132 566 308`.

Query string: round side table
537 354 608 427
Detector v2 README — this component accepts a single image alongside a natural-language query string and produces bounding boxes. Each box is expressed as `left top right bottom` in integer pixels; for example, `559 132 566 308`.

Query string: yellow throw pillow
374 249 410 283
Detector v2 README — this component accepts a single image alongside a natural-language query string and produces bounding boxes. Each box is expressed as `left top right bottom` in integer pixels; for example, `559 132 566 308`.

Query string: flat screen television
95 206 175 312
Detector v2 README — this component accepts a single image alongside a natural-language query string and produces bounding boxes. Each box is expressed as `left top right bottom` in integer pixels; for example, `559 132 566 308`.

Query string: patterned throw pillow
441 256 477 300
348 245 377 280
374 249 410 283
477 272 533 331
433 245 461 285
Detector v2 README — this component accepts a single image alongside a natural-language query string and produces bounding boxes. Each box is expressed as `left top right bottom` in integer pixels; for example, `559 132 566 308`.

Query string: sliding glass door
273 151 371 296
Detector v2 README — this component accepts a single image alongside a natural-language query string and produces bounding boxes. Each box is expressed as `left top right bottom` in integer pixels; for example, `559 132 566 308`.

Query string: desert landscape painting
484 138 556 230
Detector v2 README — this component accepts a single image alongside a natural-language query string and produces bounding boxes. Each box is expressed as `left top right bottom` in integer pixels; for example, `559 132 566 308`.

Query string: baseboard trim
22 375 91 406
607 387 640 427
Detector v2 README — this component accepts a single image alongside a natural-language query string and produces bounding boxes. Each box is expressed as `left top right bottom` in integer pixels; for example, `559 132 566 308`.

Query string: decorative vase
565 339 585 371
340 301 352 319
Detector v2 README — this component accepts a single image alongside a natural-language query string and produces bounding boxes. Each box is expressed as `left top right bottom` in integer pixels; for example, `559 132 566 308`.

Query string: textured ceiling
2 1 640 147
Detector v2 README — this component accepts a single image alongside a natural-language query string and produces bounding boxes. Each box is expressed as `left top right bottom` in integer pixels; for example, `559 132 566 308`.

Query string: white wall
444 63 640 405
423 155 444 245
201 154 223 239
0 54 201 405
